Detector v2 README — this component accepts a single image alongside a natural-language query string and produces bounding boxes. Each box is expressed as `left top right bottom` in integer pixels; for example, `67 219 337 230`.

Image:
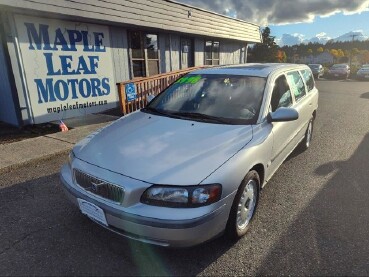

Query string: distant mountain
332 31 368 42
305 32 331 44
278 31 367 46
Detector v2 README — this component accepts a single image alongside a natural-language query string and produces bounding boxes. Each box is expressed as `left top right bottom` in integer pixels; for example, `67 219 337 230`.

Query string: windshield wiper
171 112 232 124
141 107 181 119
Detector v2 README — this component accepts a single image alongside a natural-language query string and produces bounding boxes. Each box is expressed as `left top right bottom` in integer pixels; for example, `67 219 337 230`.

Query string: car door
286 70 311 144
267 74 299 175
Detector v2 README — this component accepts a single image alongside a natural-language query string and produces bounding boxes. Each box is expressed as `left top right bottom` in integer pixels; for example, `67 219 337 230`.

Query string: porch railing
117 66 208 114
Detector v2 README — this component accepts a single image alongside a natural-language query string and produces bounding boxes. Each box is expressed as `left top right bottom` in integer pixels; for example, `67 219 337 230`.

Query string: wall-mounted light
188 10 192 18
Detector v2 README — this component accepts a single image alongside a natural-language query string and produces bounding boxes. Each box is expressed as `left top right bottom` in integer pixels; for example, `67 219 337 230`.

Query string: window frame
128 31 160 78
270 74 293 112
204 40 220 65
300 69 315 93
286 70 307 103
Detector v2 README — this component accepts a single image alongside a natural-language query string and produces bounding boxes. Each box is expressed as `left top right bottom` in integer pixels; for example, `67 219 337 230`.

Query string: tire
300 118 314 151
226 170 260 239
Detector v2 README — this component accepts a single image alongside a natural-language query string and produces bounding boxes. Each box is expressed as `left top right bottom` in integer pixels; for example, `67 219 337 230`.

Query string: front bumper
60 164 233 247
327 72 348 78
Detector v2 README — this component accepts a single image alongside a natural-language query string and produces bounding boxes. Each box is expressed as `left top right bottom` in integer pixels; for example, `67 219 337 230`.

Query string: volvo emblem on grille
90 180 105 192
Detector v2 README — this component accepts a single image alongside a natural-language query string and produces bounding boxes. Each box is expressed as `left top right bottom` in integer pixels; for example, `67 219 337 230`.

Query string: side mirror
146 94 155 104
267 107 299 123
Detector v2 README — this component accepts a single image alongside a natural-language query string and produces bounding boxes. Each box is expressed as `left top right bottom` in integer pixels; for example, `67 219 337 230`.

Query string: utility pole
349 34 359 69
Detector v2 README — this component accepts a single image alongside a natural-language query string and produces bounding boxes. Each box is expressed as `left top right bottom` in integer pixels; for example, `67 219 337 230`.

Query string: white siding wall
220 40 243 65
169 35 181 71
194 38 204 66
110 27 130 82
0 25 18 125
159 33 167 73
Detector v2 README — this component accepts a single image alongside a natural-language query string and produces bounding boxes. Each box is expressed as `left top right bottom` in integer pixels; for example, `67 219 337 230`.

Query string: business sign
125 83 137 102
14 15 118 123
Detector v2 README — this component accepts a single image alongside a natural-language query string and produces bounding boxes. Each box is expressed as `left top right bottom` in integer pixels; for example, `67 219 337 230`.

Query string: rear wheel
226 170 260 239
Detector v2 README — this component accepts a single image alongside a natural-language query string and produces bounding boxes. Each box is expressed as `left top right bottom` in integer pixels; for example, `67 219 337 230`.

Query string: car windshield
145 74 266 125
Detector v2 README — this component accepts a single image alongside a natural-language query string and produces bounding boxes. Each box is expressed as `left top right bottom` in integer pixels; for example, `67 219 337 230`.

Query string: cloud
179 0 369 25
279 33 305 46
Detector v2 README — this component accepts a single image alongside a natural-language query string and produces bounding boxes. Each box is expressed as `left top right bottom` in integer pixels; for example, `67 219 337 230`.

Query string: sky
270 12 369 45
178 0 369 45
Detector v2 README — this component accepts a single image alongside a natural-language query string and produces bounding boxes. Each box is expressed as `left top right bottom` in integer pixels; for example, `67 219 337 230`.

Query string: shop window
205 41 220 65
129 32 159 77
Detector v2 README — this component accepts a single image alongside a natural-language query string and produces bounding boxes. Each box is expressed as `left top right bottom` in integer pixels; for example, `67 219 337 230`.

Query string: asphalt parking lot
1 79 369 276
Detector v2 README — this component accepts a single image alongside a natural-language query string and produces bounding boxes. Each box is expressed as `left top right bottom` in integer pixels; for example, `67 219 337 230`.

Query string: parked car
308 64 324 79
356 64 369 80
60 63 319 247
326 64 350 79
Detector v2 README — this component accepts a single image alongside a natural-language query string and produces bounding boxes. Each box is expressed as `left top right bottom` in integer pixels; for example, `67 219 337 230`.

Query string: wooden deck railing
117 66 209 114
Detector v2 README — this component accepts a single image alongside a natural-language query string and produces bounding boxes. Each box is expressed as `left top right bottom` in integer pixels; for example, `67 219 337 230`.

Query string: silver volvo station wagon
60 63 319 247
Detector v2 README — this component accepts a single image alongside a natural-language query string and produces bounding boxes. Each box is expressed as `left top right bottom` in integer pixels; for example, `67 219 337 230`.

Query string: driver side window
270 75 293 112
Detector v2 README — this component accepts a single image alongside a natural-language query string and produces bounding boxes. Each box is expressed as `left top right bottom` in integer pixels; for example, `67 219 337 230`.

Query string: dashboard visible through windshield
144 74 267 125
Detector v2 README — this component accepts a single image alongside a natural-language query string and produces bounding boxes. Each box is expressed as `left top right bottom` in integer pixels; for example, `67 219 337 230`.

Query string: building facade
0 0 261 126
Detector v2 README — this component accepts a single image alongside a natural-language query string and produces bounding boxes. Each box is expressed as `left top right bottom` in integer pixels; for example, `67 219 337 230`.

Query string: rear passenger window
301 69 315 92
287 71 306 101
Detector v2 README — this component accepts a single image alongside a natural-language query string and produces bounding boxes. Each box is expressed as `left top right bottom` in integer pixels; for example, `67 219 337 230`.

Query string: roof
190 63 310 78
0 0 262 43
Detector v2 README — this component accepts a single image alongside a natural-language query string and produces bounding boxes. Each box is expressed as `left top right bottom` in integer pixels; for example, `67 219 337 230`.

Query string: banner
14 15 118 123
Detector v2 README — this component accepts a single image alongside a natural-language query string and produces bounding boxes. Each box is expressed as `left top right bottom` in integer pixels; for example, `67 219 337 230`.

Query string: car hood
73 111 253 185
358 68 369 73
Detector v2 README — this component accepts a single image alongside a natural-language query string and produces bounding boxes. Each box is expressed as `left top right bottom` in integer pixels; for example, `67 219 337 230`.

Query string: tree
276 50 287 62
317 47 324 53
352 48 360 56
361 50 369 64
330 49 338 58
250 27 278 62
307 48 313 55
337 49 345 58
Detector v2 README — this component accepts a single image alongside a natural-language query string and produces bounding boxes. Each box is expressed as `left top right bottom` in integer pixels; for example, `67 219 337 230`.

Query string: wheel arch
250 163 265 190
312 109 317 120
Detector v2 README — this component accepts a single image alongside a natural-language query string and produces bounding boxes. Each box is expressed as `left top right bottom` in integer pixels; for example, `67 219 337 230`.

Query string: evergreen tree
250 27 279 62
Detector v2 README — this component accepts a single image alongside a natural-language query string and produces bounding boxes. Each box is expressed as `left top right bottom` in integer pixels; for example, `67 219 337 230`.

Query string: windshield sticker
175 75 202 84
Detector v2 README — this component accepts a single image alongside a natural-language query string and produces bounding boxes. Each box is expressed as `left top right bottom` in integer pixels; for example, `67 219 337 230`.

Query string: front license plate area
78 198 108 226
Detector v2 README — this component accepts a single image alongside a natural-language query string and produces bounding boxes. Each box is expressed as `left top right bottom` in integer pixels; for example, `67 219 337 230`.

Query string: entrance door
180 38 194 69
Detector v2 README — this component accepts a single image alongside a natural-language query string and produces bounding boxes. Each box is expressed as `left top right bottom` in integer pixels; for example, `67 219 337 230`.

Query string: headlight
68 151 75 168
141 184 222 208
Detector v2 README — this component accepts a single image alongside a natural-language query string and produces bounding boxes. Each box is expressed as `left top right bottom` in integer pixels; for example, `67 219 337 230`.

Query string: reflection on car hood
73 111 253 185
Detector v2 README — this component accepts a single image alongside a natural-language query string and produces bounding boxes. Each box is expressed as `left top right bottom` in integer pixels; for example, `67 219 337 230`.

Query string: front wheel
226 170 260 239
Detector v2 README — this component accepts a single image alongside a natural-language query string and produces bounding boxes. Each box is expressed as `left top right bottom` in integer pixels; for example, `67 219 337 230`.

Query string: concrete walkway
0 114 119 173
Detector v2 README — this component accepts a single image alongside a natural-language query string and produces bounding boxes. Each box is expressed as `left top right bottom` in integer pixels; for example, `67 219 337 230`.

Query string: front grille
74 169 124 204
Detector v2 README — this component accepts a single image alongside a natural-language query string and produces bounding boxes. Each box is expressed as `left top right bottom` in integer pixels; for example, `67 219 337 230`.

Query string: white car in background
327 64 350 79
356 64 369 80
308 64 324 79
60 63 319 247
